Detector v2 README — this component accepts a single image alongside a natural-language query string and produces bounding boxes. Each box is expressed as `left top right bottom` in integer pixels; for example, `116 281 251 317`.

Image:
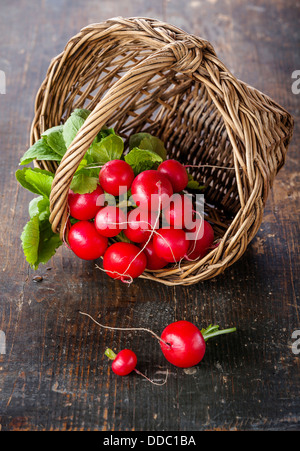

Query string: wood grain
0 0 299 431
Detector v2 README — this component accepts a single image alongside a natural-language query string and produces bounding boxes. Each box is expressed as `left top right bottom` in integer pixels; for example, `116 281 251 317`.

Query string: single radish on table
105 347 168 385
105 348 137 376
159 321 236 368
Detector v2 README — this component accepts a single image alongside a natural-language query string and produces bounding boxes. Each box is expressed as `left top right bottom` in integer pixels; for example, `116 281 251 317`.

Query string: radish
153 227 189 263
68 185 104 220
68 221 108 260
123 210 156 243
131 170 173 211
186 218 214 260
105 348 137 376
99 159 135 196
139 239 168 270
157 159 188 192
103 242 147 282
163 194 194 229
105 347 168 385
94 205 126 237
160 321 237 368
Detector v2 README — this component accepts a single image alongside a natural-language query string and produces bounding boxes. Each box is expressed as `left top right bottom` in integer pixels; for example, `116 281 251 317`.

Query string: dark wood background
0 0 299 431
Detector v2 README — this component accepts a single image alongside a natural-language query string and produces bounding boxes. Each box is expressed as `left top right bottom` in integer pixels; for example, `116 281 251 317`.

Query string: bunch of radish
68 158 215 283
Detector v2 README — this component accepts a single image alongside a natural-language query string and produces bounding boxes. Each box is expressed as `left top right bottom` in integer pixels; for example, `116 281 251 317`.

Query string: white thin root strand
79 311 170 347
134 368 169 386
185 164 236 170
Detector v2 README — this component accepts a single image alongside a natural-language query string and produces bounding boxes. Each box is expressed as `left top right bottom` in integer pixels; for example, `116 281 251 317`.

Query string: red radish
139 239 168 270
104 347 168 385
160 321 237 368
99 160 135 196
105 348 137 376
157 159 189 192
68 185 104 220
131 170 173 211
163 194 194 229
123 210 157 243
94 205 126 237
153 228 189 263
68 221 108 260
103 242 147 282
186 218 214 260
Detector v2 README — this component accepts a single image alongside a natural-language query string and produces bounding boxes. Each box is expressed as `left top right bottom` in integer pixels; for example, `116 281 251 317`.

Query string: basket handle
49 38 214 237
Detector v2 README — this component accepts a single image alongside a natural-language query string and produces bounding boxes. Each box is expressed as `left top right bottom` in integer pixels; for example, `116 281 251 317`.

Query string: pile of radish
17 111 215 277
68 158 215 283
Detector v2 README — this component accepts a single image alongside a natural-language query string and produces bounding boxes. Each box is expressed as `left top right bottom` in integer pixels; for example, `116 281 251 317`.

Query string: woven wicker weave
30 17 294 286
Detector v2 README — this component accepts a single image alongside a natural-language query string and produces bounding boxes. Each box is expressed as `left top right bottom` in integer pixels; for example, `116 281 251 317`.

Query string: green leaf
20 138 61 165
186 173 205 190
21 211 62 270
42 125 67 157
72 109 91 121
96 126 116 141
115 231 132 243
29 196 50 222
88 134 124 164
16 168 54 198
25 169 54 198
125 147 163 175
129 133 167 161
21 215 40 268
36 233 62 267
63 109 91 148
70 173 99 194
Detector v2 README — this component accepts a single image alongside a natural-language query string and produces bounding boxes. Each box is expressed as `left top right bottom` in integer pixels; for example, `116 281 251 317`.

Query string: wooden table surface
0 0 299 432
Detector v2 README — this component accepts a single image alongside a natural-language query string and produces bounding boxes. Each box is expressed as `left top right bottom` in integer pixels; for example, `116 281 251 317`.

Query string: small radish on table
105 348 137 376
105 347 168 385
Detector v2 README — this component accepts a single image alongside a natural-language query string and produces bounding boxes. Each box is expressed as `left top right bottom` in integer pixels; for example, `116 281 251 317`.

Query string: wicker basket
30 17 294 286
